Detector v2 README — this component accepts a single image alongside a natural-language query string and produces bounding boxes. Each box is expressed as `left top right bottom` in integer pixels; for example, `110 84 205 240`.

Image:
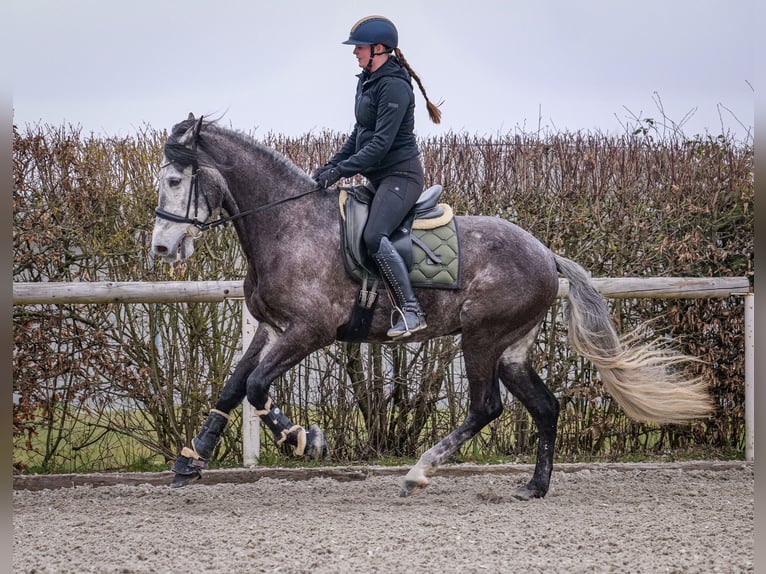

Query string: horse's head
151 114 228 263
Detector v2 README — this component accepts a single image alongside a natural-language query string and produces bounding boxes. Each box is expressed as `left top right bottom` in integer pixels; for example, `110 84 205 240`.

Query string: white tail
555 255 713 423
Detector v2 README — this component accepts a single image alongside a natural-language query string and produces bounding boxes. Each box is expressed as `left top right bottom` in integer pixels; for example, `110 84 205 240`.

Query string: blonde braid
394 48 442 124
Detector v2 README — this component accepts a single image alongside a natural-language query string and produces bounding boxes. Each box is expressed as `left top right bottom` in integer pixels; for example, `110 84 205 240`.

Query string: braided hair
393 48 442 124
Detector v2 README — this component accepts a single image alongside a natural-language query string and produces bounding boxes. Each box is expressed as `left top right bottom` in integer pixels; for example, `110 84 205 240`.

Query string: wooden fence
13 277 754 462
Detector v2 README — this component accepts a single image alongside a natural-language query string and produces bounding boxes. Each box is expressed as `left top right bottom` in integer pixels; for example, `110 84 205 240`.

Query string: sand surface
13 461 753 573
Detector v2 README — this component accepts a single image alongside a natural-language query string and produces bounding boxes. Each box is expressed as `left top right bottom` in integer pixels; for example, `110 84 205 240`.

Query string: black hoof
171 471 201 488
304 425 329 460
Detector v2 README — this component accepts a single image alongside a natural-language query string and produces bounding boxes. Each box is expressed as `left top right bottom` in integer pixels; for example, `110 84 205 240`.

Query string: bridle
154 156 217 231
154 156 323 233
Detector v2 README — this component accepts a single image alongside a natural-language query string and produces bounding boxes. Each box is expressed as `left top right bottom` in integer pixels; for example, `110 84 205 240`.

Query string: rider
313 15 442 338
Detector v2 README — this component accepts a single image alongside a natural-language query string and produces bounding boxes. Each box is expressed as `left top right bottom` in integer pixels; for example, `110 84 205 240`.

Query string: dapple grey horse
151 115 711 498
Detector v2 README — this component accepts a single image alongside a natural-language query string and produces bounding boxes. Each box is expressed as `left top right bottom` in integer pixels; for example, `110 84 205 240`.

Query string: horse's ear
187 112 195 121
179 115 204 147
193 115 204 139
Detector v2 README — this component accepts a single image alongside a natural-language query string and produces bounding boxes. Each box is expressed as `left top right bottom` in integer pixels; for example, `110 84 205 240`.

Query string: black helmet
342 15 398 49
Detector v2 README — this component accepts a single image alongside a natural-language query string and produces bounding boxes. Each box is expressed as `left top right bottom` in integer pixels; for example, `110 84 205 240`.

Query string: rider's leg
372 237 428 337
364 158 427 338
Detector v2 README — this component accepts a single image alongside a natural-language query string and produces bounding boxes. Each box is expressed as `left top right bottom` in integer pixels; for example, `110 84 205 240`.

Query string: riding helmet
342 15 398 48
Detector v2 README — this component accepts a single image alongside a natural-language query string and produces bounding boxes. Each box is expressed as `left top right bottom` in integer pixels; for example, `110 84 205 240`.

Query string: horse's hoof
399 479 428 497
171 471 201 488
304 425 328 461
511 484 545 501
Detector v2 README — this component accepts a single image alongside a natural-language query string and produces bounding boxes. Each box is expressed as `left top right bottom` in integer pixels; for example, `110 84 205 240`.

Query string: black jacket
329 57 420 181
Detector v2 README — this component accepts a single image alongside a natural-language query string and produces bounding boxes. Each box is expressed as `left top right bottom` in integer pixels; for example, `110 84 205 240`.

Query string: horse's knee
487 398 503 422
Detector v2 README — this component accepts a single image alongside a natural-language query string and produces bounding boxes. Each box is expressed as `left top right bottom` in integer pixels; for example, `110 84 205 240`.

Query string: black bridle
154 159 323 232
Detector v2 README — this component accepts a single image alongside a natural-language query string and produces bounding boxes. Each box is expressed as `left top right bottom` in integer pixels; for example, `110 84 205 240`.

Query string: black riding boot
372 237 427 338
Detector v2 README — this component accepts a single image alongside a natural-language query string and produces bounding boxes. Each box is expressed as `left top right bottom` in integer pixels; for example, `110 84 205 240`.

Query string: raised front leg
252 396 328 460
171 323 330 487
244 326 330 461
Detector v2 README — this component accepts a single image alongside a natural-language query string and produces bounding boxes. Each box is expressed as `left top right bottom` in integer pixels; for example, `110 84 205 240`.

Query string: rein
155 159 323 232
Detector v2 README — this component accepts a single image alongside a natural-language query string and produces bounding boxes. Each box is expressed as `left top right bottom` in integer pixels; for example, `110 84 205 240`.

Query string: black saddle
336 182 458 342
340 183 447 276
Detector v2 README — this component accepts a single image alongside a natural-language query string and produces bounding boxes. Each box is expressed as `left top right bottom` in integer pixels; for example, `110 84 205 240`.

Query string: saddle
335 183 461 342
338 183 460 289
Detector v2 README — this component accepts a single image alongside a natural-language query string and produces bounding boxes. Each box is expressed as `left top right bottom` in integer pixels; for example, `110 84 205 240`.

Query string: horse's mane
166 117 313 184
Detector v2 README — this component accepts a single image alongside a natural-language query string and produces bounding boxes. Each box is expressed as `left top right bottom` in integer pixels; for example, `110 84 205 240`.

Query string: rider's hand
311 163 334 179
314 167 341 189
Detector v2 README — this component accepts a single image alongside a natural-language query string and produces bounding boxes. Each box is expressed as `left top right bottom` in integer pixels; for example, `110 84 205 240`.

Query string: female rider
313 15 442 338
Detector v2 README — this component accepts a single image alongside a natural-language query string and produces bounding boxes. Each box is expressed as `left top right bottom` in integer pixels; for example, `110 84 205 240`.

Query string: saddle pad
408 219 460 288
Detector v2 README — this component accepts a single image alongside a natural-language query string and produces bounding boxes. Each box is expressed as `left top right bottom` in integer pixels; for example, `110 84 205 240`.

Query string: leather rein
154 158 323 232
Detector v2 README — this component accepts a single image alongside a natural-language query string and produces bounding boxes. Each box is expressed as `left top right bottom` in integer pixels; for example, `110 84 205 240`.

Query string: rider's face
353 44 372 69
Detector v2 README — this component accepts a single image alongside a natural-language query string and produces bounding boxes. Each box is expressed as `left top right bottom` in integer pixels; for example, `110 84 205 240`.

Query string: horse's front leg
171 324 271 487
244 328 329 461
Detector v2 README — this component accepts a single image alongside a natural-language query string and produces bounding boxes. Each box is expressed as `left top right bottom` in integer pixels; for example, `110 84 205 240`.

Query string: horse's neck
211 134 337 267
226 173 337 267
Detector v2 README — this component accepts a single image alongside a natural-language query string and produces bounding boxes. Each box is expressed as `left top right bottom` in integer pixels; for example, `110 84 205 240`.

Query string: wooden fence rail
11 276 751 304
12 278 754 462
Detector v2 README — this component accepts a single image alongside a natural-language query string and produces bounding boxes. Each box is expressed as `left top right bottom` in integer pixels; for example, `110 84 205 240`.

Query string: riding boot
372 237 427 338
171 409 229 486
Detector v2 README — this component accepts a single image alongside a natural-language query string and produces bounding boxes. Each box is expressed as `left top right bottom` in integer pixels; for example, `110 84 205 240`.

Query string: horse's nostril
154 245 168 254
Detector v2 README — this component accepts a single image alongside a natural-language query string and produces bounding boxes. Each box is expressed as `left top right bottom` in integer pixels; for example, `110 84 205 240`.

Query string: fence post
744 293 754 462
241 303 260 466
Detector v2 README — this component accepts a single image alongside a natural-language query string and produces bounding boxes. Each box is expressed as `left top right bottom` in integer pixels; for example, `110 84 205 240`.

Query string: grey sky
9 0 755 142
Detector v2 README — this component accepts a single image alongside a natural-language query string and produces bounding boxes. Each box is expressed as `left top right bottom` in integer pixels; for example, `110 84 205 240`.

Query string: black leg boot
372 237 427 339
171 409 229 487
254 397 329 460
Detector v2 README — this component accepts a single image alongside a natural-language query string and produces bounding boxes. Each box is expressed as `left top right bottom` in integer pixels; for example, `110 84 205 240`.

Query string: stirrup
387 304 427 338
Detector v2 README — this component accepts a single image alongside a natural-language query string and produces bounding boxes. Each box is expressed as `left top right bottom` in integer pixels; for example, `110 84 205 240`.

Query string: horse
151 114 712 499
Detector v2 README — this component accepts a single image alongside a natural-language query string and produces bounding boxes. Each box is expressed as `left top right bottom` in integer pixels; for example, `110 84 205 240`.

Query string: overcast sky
9 0 755 143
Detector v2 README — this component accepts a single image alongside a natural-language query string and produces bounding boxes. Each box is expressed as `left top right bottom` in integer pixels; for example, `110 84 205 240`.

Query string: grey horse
151 114 711 498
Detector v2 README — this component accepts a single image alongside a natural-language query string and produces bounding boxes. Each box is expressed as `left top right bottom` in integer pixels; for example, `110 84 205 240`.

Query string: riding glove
314 166 341 189
311 163 334 180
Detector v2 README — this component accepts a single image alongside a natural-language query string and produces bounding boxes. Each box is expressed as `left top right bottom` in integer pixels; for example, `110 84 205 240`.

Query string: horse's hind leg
400 342 503 497
497 332 560 500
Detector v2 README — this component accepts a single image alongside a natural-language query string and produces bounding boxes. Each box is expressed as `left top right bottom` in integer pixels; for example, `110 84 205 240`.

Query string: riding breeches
362 156 425 254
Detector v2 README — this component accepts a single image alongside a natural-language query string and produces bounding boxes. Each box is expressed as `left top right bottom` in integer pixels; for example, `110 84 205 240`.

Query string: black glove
311 164 333 180
314 166 341 189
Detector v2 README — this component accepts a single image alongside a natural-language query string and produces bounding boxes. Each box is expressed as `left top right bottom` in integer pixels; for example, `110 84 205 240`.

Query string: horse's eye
167 177 182 187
